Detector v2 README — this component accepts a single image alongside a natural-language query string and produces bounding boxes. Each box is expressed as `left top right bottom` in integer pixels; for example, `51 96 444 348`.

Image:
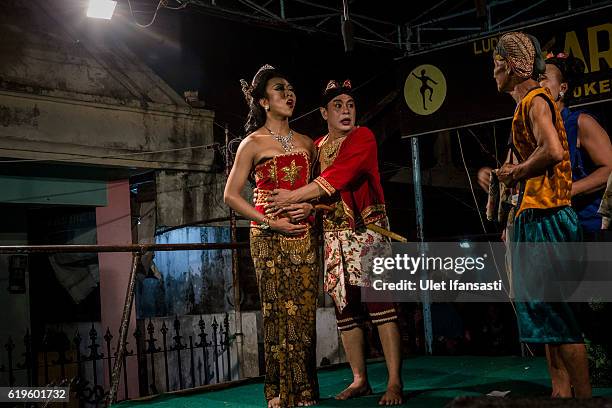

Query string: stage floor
118 356 612 407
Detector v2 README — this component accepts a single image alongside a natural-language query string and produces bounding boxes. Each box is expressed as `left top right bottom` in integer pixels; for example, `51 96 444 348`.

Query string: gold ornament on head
325 79 352 92
252 64 276 86
240 78 253 102
240 64 276 101
325 80 339 91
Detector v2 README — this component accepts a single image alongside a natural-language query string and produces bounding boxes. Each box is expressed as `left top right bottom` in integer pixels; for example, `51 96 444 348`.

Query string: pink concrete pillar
96 180 139 400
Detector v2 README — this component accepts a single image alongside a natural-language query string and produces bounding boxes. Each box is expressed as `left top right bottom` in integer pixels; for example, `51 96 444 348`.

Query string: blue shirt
562 107 603 232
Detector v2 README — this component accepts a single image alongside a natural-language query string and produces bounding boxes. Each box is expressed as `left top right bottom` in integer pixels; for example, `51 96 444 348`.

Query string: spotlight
86 0 117 19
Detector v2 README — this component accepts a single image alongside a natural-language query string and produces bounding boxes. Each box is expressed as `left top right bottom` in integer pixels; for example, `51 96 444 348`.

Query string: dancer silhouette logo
404 64 447 115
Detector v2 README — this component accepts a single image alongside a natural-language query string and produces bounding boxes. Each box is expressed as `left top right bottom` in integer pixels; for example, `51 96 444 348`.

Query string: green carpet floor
117 356 612 407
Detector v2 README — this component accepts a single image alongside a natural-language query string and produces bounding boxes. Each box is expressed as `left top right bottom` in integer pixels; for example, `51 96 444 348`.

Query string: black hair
544 55 585 104
529 34 546 80
241 68 289 135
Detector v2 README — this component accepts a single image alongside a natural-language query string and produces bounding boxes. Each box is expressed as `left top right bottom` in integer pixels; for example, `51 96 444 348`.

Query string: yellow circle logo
404 64 447 115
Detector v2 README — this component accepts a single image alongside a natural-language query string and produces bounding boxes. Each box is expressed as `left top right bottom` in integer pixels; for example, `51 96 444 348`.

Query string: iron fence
0 313 236 406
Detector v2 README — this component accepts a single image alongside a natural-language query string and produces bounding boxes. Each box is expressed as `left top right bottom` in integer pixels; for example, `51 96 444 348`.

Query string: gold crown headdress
240 64 276 102
325 79 352 92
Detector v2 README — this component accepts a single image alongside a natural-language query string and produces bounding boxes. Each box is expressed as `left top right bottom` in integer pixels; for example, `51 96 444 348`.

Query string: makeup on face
265 78 296 114
325 94 356 132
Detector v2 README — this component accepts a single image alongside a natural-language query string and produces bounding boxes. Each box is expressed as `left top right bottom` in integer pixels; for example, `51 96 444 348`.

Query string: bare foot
268 396 281 408
335 381 372 400
378 384 403 406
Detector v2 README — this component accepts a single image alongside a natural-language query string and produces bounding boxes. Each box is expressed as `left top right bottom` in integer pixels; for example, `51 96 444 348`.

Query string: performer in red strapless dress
224 65 319 408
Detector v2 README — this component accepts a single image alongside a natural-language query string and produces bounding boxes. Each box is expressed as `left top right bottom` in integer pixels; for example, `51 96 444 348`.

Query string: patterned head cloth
321 79 353 107
495 32 544 79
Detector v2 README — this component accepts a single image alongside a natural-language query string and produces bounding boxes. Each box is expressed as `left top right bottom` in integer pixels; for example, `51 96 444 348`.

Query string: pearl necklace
265 126 294 152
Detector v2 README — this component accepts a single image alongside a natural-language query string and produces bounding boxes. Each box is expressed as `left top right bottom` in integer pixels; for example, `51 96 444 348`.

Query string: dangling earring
265 105 270 111
558 91 565 99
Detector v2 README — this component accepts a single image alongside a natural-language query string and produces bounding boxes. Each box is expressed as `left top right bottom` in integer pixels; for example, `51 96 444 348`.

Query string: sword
366 223 408 242
314 204 408 242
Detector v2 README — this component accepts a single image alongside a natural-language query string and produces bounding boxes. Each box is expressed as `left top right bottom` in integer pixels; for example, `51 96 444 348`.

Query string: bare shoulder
240 130 268 150
528 96 553 121
530 95 549 111
578 112 603 129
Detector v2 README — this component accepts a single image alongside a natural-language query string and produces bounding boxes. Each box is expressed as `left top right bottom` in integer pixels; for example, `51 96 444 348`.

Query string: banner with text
398 6 612 137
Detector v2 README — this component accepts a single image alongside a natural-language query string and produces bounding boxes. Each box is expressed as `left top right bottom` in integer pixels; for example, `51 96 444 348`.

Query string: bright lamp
86 0 117 19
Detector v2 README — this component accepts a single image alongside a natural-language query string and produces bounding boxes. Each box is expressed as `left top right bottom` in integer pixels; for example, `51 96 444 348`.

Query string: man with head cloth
492 31 591 398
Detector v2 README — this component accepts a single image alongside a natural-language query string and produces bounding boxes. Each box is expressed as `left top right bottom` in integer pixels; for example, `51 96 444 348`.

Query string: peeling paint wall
0 0 182 106
155 172 230 228
0 0 215 172
144 227 233 317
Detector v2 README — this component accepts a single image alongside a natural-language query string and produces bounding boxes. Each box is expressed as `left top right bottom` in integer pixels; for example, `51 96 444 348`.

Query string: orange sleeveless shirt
512 87 572 217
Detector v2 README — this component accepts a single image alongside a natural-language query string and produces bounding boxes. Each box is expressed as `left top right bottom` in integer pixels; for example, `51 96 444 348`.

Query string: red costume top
313 126 386 229
252 151 313 237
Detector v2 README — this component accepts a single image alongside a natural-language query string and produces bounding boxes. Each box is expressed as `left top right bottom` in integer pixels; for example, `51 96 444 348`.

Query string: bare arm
225 136 308 235
277 183 324 204
497 97 564 186
223 137 268 223
572 113 612 196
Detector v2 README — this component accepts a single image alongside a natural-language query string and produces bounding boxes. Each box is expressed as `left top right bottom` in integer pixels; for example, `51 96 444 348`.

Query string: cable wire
456 129 534 356
0 142 219 164
0 120 243 165
290 67 390 123
127 0 186 28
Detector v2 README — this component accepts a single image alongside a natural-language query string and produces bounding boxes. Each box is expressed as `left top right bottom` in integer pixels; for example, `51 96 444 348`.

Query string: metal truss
175 0 402 50
132 0 612 53
404 0 612 54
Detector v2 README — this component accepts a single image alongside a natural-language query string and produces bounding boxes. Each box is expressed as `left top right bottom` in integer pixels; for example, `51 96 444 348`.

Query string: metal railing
0 242 248 405
0 313 236 405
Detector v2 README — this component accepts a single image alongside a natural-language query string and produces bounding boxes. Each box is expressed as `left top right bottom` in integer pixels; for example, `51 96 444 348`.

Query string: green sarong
510 206 584 344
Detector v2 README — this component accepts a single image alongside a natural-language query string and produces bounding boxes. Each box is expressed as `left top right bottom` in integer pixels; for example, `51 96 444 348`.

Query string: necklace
325 134 346 159
265 126 294 152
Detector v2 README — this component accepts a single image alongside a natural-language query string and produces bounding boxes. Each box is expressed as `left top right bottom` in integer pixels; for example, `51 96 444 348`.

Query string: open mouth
340 119 351 126
286 99 294 108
